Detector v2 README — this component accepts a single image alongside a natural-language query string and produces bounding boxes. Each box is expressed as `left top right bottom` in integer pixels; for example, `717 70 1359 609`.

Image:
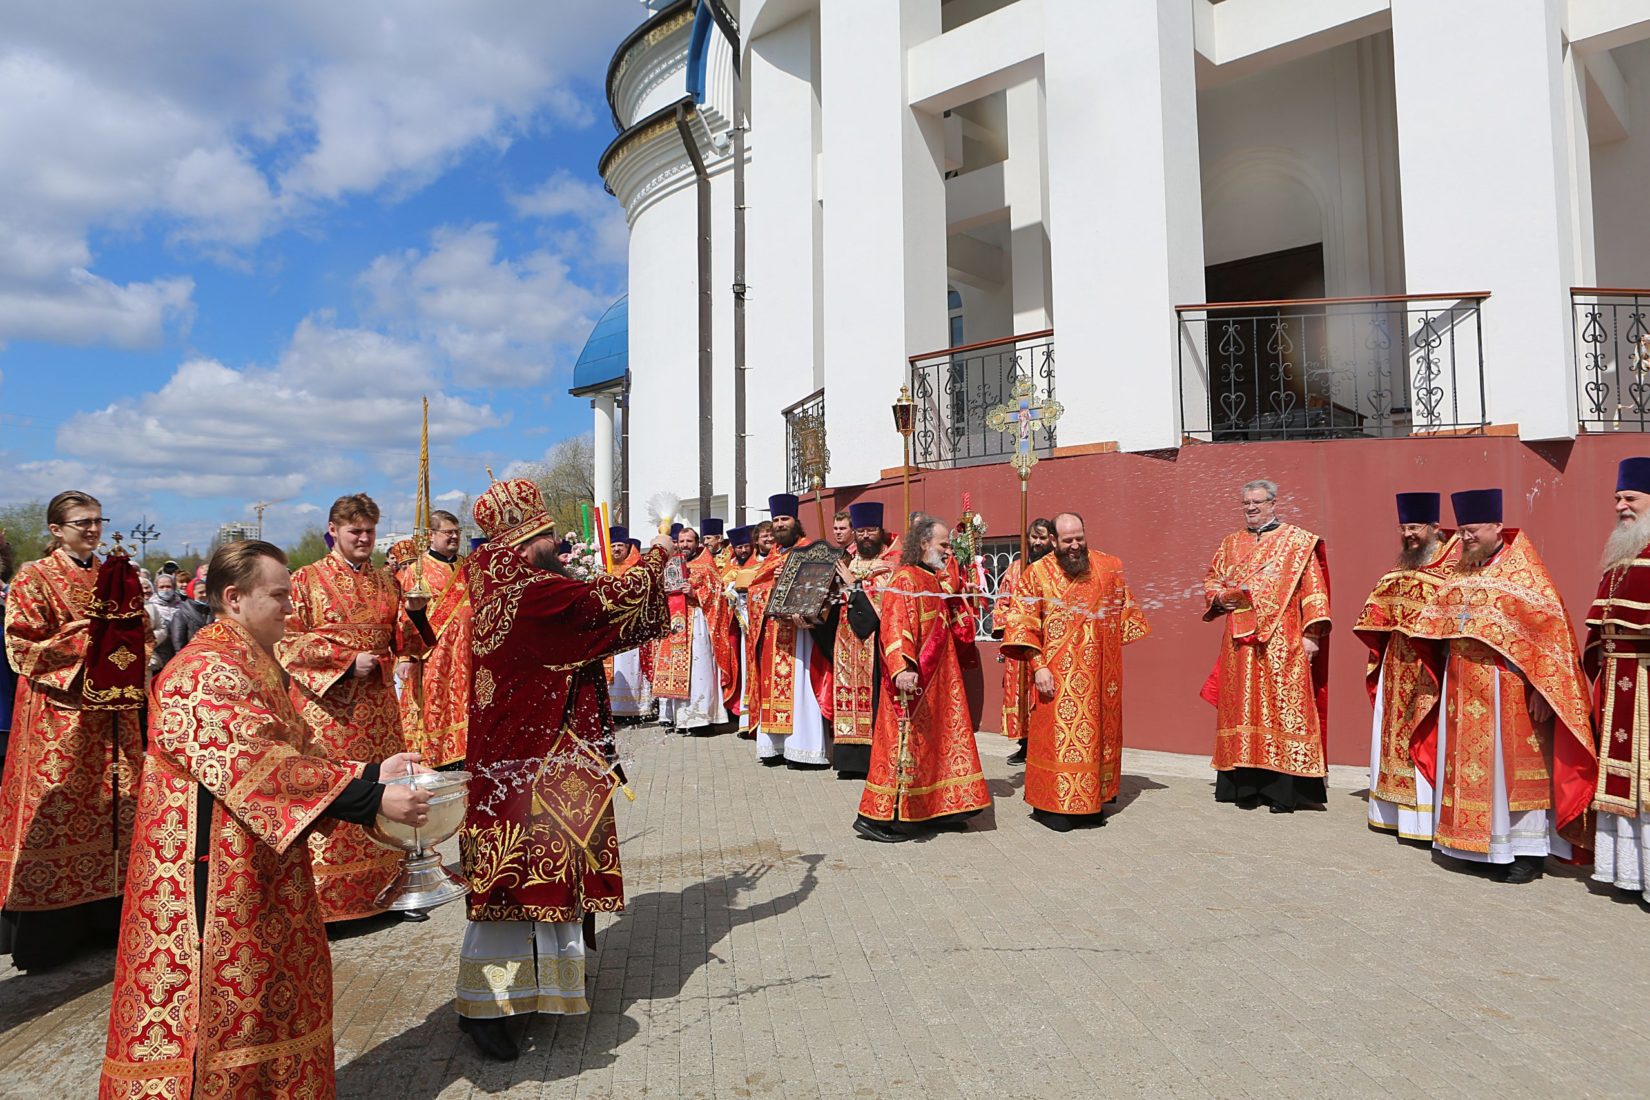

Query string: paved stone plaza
1 727 1647 1099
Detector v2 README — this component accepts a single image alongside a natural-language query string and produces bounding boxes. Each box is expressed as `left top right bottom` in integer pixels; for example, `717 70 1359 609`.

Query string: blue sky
0 1 643 551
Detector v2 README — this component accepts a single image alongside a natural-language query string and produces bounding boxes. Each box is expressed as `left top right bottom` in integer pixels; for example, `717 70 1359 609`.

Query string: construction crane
250 498 291 540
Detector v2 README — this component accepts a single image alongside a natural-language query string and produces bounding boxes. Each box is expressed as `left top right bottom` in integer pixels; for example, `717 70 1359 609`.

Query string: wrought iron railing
971 543 1019 641
782 388 825 493
907 331 1056 468
1176 292 1491 442
1573 288 1650 431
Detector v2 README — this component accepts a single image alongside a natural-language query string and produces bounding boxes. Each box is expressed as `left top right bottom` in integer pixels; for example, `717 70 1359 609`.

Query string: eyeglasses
62 517 109 530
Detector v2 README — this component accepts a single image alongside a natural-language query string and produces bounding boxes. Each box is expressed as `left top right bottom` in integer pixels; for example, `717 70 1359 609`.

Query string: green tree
0 500 49 565
285 527 331 570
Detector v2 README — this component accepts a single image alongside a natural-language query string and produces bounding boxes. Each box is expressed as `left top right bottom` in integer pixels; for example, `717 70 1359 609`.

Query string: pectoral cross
1455 607 1472 633
986 378 1064 478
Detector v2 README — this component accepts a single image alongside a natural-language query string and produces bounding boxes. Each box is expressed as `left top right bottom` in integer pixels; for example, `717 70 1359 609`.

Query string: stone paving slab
1 726 1647 1098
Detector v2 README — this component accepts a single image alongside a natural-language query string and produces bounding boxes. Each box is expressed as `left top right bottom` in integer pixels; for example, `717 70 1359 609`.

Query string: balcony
1177 292 1490 442
1573 287 1650 432
906 331 1057 468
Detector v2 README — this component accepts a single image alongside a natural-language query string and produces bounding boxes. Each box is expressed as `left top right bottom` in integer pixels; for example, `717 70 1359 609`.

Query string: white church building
578 0 1650 757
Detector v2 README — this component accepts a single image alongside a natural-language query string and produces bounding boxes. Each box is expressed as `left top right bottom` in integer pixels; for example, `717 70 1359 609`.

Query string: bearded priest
852 513 990 842
653 525 739 735
1001 512 1150 832
394 509 471 769
747 495 834 768
1408 489 1597 884
1588 458 1650 901
1354 492 1459 844
455 479 671 1061
831 501 899 780
100 539 431 1099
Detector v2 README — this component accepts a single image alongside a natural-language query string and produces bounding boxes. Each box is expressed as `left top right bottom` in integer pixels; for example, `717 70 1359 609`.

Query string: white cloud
510 169 629 267
47 320 499 501
359 224 611 386
0 1 640 347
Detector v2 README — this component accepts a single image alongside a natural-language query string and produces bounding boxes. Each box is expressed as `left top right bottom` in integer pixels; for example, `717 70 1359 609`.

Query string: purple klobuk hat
1395 492 1441 525
1450 488 1503 525
702 517 725 536
728 526 753 547
847 501 884 529
768 494 800 519
1617 458 1650 494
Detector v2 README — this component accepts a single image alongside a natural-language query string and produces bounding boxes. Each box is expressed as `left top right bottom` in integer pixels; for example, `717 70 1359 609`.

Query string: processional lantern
892 385 917 526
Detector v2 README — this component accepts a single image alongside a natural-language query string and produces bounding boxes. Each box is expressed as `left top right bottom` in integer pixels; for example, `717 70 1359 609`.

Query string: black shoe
1503 855 1545 884
399 908 431 923
836 770 867 781
1031 809 1078 833
926 816 971 832
759 755 785 767
1234 796 1260 810
1006 740 1028 765
459 1015 520 1061
1268 804 1295 814
853 816 912 843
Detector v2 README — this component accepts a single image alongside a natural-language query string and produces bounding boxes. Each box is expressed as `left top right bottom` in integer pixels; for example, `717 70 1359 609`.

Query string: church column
1390 0 1579 438
819 0 948 489
1042 0 1204 452
592 392 615 516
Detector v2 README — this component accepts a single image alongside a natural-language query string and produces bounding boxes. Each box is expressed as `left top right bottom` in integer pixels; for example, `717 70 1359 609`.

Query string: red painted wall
814 434 1640 765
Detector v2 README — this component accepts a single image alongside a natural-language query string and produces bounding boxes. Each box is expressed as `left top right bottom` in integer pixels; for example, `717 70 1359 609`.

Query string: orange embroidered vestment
1203 523 1331 779
1587 555 1650 819
100 619 361 1100
395 552 471 767
1001 550 1150 815
276 551 423 921
833 548 899 746
992 556 1034 740
1407 530 1597 851
859 564 990 822
1353 536 1459 813
747 543 813 735
0 550 144 915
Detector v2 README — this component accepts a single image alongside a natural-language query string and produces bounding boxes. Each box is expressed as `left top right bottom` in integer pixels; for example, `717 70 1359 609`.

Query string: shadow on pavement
337 855 824 1097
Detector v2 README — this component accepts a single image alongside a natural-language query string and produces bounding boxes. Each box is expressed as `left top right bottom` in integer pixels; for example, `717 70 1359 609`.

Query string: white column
747 17 821 507
592 393 615 515
820 0 947 488
1006 76 1051 333
1043 0 1205 452
1390 0 1578 439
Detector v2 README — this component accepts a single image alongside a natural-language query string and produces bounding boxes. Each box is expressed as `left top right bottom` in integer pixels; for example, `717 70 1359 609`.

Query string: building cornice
606 0 696 131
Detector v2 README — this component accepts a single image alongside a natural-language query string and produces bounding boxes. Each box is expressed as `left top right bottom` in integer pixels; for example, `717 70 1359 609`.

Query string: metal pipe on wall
675 102 714 521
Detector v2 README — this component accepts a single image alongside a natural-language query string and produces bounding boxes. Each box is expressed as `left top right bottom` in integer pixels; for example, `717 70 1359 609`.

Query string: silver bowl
366 770 471 912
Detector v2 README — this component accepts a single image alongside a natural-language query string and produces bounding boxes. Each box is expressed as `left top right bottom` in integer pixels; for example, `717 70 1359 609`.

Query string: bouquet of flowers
952 495 988 567
564 536 603 581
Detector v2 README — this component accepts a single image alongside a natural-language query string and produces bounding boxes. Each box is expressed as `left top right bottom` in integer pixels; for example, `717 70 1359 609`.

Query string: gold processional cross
983 376 1064 737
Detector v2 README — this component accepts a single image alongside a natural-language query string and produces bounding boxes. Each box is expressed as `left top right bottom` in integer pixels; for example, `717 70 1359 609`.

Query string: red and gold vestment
993 556 1033 740
1588 554 1650 819
461 544 668 924
100 619 361 1099
394 553 471 767
0 550 144 914
746 542 828 735
1353 536 1459 810
275 551 422 921
833 547 899 747
651 550 739 711
1408 531 1597 851
859 564 990 822
1001 550 1150 815
1203 523 1331 778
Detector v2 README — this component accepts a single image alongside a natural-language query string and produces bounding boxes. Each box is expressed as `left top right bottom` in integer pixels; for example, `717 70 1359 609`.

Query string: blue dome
570 295 628 395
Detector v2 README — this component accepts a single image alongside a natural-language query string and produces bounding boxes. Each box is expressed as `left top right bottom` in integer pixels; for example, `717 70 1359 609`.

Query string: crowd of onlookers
136 560 213 678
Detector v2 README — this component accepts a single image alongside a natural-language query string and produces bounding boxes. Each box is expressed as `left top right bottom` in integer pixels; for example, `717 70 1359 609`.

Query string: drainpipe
732 81 749 524
676 102 714 521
